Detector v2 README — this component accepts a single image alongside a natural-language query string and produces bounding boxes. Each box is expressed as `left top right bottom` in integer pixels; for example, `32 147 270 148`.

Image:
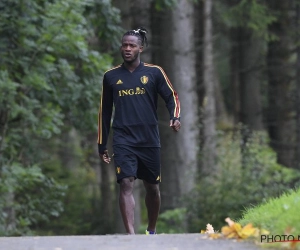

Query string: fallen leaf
209 233 222 239
206 223 215 234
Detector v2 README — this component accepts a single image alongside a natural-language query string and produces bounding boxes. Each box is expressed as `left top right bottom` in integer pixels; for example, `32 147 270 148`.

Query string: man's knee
119 177 135 194
145 183 160 197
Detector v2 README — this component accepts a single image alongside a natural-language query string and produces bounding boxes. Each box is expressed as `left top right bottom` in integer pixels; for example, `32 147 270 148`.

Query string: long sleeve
97 75 113 154
156 68 180 120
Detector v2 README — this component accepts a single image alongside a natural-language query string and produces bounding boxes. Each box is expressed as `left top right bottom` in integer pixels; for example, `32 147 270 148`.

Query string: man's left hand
170 119 181 132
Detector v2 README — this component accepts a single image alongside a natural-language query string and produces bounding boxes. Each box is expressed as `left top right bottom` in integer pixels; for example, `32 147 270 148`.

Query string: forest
1 0 300 236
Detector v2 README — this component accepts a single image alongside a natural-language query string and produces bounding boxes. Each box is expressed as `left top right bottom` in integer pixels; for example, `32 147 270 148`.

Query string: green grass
238 187 300 248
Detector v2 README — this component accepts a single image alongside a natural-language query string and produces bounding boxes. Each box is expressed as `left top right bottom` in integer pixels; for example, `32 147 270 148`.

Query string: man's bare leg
119 177 135 234
143 180 160 232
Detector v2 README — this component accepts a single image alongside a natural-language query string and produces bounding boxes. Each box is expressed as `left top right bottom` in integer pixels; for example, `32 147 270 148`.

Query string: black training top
97 62 180 154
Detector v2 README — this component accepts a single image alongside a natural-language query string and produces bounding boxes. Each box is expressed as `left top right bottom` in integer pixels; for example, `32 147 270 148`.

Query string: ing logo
140 76 148 84
116 79 123 84
118 87 146 96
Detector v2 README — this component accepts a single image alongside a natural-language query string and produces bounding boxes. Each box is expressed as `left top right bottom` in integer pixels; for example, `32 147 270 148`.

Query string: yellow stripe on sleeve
144 63 180 118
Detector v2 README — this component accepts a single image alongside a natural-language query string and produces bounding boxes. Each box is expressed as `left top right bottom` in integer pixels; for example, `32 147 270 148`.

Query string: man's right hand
99 150 111 164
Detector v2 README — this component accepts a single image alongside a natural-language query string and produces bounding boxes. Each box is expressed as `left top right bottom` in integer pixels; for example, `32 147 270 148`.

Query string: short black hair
122 27 148 47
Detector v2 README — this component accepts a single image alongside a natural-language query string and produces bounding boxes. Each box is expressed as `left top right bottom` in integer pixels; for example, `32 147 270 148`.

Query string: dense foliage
238 187 300 238
0 164 66 235
0 0 121 235
186 129 300 232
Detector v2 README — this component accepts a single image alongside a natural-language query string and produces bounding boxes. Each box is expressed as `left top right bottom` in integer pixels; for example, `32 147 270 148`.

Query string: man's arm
156 67 181 131
97 75 113 162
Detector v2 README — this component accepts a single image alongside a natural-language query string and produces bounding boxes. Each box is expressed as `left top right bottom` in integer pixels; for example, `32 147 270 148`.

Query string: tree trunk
112 0 132 29
0 110 16 233
97 132 117 234
3 192 16 233
239 30 264 131
202 0 217 176
152 7 181 212
267 0 295 168
152 0 199 211
58 129 80 171
214 66 230 126
171 0 198 194
230 28 242 125
99 150 115 234
229 27 264 131
296 1 300 170
194 0 204 109
0 110 8 159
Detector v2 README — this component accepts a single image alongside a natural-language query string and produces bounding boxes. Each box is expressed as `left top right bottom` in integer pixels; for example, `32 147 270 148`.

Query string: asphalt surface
0 234 264 250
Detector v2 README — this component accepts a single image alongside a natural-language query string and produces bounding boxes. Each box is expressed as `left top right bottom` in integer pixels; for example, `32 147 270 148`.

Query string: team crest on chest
140 76 148 84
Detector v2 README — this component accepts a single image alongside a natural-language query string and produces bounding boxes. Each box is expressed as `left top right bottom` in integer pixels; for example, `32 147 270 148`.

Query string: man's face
120 35 143 63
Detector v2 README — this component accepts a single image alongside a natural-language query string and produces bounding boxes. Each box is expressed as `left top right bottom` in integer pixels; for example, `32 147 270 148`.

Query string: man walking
97 27 181 235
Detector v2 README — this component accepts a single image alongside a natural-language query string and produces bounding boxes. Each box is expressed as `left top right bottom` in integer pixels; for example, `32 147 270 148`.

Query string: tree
267 0 295 168
219 0 276 131
152 0 199 212
296 0 300 170
202 0 217 175
171 0 199 194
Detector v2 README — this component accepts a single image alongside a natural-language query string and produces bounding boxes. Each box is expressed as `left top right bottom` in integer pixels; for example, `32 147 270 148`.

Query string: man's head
120 27 148 63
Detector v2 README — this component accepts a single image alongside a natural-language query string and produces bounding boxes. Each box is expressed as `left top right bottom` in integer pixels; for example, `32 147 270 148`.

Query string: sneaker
145 229 156 235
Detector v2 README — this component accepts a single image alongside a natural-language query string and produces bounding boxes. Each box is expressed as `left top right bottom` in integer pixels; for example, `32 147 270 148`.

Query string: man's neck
123 60 141 72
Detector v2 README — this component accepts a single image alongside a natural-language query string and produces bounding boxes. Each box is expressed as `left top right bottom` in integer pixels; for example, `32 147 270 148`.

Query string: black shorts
113 145 161 184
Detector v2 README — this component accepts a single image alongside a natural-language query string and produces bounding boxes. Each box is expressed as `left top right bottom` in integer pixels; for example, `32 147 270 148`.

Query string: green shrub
238 187 300 236
35 165 100 236
186 130 300 232
0 164 66 236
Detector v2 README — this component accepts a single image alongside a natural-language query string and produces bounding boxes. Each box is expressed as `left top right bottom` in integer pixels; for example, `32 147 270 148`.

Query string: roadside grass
238 187 300 248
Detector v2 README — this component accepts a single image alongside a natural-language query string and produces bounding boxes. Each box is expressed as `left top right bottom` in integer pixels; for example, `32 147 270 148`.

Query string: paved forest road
0 234 264 250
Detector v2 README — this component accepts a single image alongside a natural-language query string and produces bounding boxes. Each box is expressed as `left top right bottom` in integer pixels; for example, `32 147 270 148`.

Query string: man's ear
139 46 144 53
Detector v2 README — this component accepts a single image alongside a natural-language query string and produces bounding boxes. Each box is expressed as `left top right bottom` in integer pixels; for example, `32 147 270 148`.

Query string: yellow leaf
233 223 242 232
227 232 238 239
220 218 264 240
221 225 234 236
238 226 258 239
209 233 222 239
242 223 253 230
260 228 270 235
